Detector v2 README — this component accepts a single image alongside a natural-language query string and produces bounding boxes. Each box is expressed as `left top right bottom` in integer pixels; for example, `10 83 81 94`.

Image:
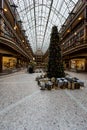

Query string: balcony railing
62 38 86 55
0 21 31 59
0 18 22 44
5 0 24 34
60 0 85 34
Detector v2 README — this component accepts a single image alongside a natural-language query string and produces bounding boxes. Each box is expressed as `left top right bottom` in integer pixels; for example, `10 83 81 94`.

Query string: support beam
33 0 37 51
0 54 2 73
41 0 53 50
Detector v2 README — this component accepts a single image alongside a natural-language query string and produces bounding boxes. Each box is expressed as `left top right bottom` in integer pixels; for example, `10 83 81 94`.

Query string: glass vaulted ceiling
13 0 78 54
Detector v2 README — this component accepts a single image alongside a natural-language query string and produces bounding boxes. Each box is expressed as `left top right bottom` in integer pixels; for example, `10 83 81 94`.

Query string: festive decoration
47 26 65 78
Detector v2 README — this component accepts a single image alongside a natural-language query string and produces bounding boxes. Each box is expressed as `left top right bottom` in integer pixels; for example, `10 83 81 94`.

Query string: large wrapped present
76 80 84 87
63 79 68 88
40 81 46 90
57 79 64 88
68 81 72 89
65 76 73 82
38 78 50 85
45 81 53 90
56 78 62 85
72 82 80 89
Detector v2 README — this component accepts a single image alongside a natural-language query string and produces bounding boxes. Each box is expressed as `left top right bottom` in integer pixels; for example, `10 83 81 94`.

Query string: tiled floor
0 70 87 130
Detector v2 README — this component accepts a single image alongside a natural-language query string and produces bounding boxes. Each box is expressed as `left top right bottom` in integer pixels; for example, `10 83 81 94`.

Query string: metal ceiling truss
17 0 35 50
13 0 78 53
41 0 53 50
33 0 37 51
21 4 66 20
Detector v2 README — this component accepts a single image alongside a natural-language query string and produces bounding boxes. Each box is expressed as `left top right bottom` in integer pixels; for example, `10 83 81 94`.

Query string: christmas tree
47 26 65 78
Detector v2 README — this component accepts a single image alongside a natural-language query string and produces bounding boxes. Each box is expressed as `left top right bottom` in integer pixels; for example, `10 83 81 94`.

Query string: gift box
77 80 84 87
45 81 53 90
72 82 80 89
57 79 64 88
68 81 72 89
63 79 68 88
40 81 46 90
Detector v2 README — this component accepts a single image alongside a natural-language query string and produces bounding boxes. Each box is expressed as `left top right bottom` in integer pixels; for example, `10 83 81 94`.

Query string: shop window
3 57 17 70
71 59 85 70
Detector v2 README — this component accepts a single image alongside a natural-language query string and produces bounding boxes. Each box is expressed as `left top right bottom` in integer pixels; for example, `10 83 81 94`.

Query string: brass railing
62 38 87 54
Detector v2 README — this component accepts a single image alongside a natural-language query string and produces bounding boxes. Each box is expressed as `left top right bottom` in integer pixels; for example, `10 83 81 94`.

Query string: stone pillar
0 55 2 73
85 59 87 72
69 60 71 70
16 58 20 68
65 59 69 69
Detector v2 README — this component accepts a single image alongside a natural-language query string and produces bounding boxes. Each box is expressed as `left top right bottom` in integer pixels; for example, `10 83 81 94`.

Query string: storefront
2 56 17 70
70 59 85 71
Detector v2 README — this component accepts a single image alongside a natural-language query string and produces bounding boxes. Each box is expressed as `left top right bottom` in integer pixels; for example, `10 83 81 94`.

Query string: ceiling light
78 17 82 20
22 40 24 43
74 32 77 35
14 25 17 30
67 29 70 33
4 8 7 12
33 57 35 60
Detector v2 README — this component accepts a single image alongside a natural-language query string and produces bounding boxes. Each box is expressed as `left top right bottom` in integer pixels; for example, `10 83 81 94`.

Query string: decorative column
0 55 2 73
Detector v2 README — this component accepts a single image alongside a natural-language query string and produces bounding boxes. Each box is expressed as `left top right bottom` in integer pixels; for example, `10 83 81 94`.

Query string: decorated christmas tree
47 26 65 78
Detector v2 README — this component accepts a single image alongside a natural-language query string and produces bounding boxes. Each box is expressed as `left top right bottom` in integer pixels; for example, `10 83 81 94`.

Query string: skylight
11 0 78 53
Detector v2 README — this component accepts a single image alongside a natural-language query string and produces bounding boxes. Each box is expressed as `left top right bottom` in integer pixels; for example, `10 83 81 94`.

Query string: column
16 58 20 68
85 59 87 72
69 60 71 70
0 54 2 73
